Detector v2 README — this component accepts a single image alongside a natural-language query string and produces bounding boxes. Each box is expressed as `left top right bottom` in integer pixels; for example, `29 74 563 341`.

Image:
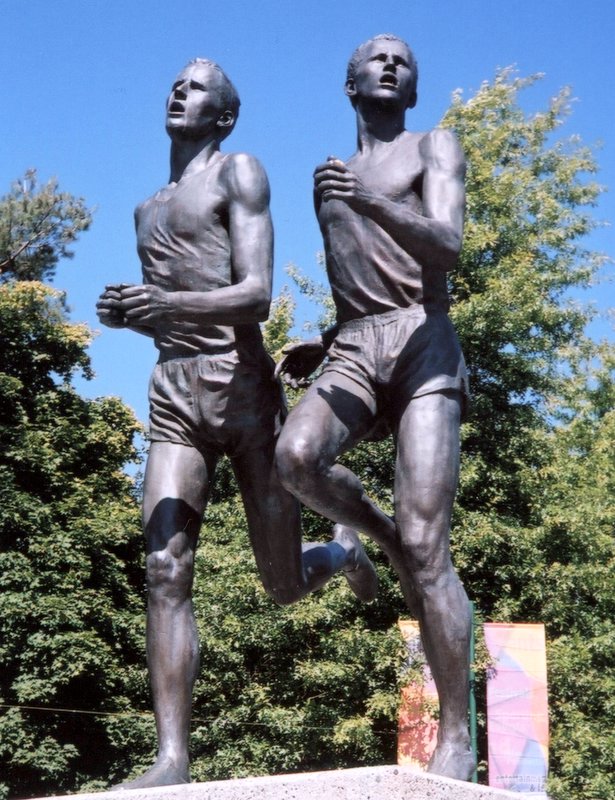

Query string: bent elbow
254 297 271 321
440 231 462 271
246 286 271 322
238 277 271 322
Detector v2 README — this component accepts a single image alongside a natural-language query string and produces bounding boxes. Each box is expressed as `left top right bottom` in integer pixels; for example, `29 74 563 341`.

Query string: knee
261 579 302 607
257 566 304 606
275 432 325 492
146 548 194 601
267 584 303 606
401 534 453 594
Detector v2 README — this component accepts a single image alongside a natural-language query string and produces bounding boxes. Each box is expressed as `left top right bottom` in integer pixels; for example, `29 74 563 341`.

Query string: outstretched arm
314 129 465 271
119 154 273 329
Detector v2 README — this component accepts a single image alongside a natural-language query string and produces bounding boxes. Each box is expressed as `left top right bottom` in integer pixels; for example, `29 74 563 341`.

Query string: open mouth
379 74 398 88
168 100 184 114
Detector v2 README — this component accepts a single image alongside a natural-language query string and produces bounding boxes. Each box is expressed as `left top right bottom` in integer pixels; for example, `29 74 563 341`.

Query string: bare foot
112 756 189 790
427 741 475 782
334 524 378 602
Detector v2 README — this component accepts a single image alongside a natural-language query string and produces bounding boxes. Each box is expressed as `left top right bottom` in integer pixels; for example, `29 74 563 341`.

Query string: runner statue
97 58 377 789
275 35 474 781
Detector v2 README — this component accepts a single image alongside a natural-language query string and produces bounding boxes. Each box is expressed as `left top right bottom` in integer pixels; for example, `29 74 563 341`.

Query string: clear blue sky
1 0 613 424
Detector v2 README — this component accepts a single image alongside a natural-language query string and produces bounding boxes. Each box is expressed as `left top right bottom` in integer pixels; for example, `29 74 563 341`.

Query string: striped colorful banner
484 623 549 796
397 619 549 796
396 620 438 768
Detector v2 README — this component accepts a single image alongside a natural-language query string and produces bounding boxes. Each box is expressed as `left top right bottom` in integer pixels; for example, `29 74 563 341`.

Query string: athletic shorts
148 351 286 458
323 306 469 433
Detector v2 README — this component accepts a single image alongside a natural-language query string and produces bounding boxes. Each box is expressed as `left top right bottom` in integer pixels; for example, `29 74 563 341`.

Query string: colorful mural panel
397 620 438 768
484 623 549 796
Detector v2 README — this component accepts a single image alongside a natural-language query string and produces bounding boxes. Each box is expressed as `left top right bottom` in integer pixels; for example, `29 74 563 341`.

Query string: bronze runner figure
97 58 376 789
275 35 474 781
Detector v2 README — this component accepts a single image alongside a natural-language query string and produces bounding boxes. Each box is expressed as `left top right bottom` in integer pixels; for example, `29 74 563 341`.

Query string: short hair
346 34 418 109
186 58 241 139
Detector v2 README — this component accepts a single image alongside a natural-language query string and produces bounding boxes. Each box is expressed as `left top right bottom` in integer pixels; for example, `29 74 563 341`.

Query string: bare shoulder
134 196 150 223
220 152 271 210
419 128 465 176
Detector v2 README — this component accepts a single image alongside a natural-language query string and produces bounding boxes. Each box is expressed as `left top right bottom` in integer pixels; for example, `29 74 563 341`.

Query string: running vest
135 162 264 361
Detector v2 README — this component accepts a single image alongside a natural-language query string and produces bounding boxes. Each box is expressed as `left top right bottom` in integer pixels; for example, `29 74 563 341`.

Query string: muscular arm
314 129 465 272
120 154 273 329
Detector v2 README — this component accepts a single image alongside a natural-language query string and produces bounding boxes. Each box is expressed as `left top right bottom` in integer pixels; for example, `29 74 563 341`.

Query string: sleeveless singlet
135 158 263 361
317 144 451 324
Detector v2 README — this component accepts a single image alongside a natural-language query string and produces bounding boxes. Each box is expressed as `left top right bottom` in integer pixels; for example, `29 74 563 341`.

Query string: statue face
165 63 231 142
346 39 415 109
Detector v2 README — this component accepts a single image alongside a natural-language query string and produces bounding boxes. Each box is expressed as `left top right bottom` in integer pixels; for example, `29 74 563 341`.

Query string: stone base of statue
40 765 537 800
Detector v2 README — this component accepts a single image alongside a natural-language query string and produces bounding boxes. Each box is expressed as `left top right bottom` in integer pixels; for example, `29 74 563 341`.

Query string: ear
217 110 235 130
407 90 418 110
344 78 356 99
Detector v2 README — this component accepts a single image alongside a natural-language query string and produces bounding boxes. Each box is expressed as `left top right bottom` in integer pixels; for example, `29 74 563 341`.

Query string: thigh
386 312 469 429
279 369 379 464
394 391 461 561
143 441 217 556
231 442 304 598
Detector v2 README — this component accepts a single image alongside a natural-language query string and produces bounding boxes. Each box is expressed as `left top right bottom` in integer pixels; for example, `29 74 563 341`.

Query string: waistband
337 304 445 332
156 347 269 368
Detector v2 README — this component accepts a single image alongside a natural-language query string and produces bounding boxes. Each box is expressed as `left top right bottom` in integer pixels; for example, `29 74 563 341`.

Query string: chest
349 143 424 207
136 174 228 248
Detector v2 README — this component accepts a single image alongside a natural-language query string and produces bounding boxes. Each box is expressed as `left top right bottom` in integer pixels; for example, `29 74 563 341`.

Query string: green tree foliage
262 288 297 360
443 71 606 520
451 348 615 798
286 255 335 333
444 74 614 798
0 170 91 282
533 348 615 800
0 252 147 793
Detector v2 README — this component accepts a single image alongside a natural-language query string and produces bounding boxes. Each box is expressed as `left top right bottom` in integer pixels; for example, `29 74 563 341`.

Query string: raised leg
275 372 415 608
115 441 215 789
232 439 378 605
394 391 474 781
277 376 473 779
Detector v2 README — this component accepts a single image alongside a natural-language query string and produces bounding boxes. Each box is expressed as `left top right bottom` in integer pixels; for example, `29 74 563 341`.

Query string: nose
383 57 397 72
173 81 187 99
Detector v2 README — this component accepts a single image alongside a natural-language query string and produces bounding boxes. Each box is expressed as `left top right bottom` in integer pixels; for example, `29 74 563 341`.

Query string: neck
169 136 221 183
355 100 406 152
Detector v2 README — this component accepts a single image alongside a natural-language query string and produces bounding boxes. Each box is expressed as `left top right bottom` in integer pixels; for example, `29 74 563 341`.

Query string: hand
118 284 173 327
96 284 132 328
274 338 326 388
314 156 372 212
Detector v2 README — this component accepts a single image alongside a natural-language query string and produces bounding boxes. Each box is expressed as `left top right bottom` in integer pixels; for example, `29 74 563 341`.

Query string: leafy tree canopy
0 191 146 796
0 170 91 283
442 72 613 800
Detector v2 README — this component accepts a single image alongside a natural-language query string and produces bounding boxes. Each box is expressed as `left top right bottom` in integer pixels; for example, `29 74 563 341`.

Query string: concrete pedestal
45 766 532 800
